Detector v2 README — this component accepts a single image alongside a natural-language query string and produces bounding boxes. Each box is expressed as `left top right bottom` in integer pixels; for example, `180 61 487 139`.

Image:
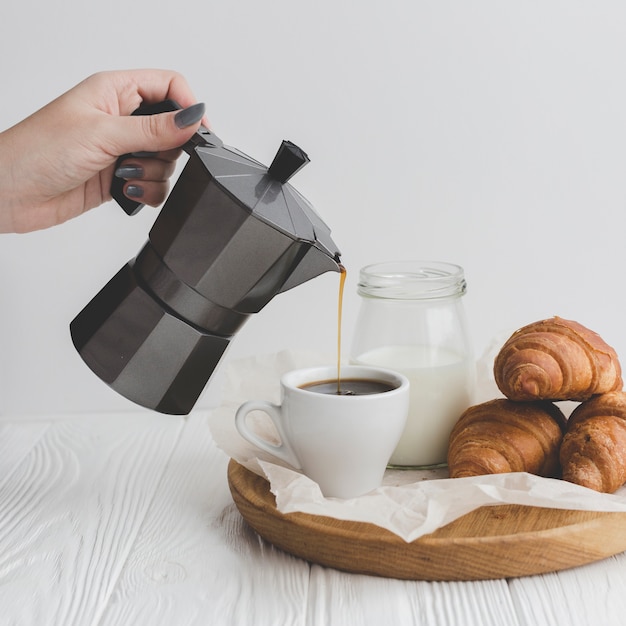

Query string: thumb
107 102 206 156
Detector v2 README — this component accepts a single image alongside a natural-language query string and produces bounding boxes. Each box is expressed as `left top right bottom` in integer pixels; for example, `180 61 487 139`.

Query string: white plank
99 411 310 626
0 420 51 489
306 565 520 626
508 552 626 626
0 412 183 626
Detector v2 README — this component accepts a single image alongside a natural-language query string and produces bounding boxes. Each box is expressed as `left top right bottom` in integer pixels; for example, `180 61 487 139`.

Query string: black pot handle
110 99 183 216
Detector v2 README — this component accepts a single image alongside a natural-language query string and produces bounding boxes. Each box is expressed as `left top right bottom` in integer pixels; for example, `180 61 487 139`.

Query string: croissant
447 399 566 478
560 391 626 493
493 316 622 402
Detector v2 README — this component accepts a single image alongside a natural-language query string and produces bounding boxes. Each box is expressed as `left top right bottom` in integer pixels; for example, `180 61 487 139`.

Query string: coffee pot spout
279 246 342 294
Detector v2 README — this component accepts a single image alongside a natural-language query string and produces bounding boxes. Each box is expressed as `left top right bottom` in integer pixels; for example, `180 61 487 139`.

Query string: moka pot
70 101 341 415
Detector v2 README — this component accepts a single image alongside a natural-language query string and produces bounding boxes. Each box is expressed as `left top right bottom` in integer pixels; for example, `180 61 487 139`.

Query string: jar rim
357 260 467 300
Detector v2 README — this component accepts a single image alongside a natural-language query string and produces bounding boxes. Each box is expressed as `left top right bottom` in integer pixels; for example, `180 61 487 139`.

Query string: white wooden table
1 410 625 626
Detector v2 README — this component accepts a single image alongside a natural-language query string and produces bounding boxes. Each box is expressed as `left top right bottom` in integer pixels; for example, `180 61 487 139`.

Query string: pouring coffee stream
337 264 347 395
70 100 342 415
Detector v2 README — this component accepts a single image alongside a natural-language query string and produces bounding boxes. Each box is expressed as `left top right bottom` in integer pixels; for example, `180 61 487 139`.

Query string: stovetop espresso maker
70 101 341 415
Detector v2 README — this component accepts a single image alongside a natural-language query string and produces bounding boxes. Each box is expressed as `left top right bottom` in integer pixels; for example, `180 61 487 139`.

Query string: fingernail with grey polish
125 184 144 198
115 165 144 179
175 103 206 129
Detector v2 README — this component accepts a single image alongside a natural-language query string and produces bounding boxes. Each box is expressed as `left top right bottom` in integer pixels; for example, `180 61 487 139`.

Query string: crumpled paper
208 349 626 542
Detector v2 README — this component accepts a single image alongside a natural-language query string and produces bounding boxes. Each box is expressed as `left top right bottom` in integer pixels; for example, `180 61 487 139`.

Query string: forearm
0 125 25 233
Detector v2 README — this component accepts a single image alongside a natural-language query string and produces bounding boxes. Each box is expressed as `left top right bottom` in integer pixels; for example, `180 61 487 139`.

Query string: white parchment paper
208 349 626 542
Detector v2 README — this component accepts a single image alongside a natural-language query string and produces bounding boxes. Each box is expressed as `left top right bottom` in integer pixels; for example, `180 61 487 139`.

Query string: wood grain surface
228 459 626 581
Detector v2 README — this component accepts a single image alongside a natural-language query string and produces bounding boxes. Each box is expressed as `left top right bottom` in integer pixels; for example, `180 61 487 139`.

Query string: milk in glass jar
350 261 475 468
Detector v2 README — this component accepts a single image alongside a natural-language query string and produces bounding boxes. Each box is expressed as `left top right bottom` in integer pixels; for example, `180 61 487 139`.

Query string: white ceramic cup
235 365 410 498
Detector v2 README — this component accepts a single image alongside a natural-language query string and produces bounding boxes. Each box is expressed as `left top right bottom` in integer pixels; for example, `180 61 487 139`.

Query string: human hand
0 69 207 233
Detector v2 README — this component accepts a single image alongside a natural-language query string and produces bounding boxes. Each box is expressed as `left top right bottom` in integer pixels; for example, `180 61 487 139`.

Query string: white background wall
2 1 626 415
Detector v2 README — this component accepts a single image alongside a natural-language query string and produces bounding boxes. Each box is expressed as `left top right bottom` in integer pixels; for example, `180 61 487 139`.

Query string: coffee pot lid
194 138 340 260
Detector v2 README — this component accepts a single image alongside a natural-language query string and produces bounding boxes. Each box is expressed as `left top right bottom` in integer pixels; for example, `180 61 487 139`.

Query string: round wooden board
227 459 626 581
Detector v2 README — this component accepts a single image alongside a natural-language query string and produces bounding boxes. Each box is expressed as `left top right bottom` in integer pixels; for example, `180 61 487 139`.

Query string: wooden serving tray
227 459 626 581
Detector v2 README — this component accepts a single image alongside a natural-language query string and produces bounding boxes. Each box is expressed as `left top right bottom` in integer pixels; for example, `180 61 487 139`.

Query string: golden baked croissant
447 399 566 478
493 316 622 402
560 391 626 493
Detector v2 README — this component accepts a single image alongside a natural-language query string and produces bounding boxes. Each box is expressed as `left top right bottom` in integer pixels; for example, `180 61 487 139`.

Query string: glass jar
350 261 475 468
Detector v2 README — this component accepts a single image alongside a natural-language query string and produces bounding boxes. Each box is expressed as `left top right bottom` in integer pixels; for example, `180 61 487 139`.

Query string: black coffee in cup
300 378 396 396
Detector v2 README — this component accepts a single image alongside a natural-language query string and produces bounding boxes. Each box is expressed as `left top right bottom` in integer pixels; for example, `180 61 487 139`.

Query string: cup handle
235 401 302 469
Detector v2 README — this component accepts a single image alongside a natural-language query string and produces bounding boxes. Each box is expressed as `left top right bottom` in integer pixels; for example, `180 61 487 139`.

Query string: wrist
0 127 22 233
